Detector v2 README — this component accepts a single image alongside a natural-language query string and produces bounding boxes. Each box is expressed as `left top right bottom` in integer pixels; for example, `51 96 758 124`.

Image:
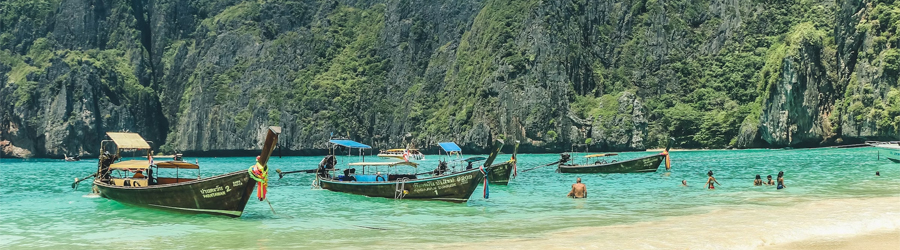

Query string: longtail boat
318 161 484 202
64 154 81 161
484 141 519 185
556 138 673 174
436 142 477 171
82 127 280 217
303 139 502 202
870 141 900 163
436 141 518 185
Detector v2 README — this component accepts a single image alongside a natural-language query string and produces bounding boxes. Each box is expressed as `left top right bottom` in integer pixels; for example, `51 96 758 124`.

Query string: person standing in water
876 171 881 176
705 171 720 189
765 175 775 185
568 177 587 198
776 171 786 190
753 175 763 186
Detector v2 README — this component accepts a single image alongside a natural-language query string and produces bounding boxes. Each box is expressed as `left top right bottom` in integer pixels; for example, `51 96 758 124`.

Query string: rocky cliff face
833 0 900 143
0 0 167 158
758 23 837 147
1 0 897 158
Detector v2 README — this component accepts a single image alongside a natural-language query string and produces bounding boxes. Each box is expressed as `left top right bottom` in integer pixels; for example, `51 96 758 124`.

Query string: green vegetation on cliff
0 0 898 157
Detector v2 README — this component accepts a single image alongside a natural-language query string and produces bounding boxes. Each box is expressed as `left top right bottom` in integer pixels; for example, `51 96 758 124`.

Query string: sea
1 147 898 249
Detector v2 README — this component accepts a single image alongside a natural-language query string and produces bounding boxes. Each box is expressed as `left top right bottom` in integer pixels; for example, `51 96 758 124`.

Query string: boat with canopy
74 127 281 217
289 139 503 202
437 141 520 185
377 148 425 161
554 138 673 173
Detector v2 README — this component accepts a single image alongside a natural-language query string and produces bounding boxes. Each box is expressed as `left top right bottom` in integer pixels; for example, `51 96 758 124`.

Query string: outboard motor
560 153 571 164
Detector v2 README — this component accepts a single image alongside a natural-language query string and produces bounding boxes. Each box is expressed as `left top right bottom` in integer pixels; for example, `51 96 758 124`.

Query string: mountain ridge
1 0 897 158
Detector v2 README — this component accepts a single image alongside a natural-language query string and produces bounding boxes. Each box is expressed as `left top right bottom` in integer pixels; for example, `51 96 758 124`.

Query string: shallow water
1 147 898 249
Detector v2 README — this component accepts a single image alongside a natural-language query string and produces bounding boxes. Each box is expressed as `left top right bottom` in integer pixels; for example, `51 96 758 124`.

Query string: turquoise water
1 148 898 249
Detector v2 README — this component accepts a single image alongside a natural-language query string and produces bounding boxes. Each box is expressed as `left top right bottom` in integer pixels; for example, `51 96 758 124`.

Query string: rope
394 177 409 200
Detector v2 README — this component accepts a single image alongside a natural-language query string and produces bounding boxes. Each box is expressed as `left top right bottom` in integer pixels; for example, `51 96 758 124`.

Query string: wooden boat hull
94 170 257 217
874 144 900 163
558 154 665 174
319 168 484 202
487 161 515 185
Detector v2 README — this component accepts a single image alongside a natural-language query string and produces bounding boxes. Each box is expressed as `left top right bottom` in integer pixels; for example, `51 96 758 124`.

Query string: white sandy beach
760 230 900 250
432 196 900 249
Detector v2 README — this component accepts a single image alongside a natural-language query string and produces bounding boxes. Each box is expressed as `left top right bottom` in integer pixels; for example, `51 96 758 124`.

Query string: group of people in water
567 170 792 198
702 170 786 189
751 173 785 189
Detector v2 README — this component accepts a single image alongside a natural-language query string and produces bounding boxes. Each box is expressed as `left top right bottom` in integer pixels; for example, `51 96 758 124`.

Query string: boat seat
112 178 148 187
336 175 357 181
354 175 379 182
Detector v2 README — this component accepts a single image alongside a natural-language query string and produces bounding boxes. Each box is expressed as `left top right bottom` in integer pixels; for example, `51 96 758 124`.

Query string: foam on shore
431 196 900 249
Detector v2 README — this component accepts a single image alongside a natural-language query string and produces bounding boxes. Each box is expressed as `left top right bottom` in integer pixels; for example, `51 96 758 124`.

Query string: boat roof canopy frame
155 161 200 169
109 160 200 170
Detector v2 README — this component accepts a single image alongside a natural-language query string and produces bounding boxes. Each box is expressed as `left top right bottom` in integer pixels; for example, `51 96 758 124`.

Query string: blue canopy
438 142 462 152
329 140 371 149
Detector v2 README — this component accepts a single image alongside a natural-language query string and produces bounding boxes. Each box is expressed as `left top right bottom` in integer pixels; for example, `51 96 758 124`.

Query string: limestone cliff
0 0 897 158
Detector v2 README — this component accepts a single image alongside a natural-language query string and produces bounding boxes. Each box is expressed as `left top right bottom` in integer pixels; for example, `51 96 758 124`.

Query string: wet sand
759 230 900 250
431 196 900 249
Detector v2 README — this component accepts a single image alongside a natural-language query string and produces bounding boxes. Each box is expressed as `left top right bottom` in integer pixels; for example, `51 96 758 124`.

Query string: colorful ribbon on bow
479 165 489 199
249 162 268 201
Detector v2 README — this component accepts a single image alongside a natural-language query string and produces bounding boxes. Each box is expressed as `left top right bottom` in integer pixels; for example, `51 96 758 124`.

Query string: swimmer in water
567 177 587 198
876 171 881 176
765 175 775 185
681 180 688 186
753 175 763 186
705 171 720 189
776 171 786 190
